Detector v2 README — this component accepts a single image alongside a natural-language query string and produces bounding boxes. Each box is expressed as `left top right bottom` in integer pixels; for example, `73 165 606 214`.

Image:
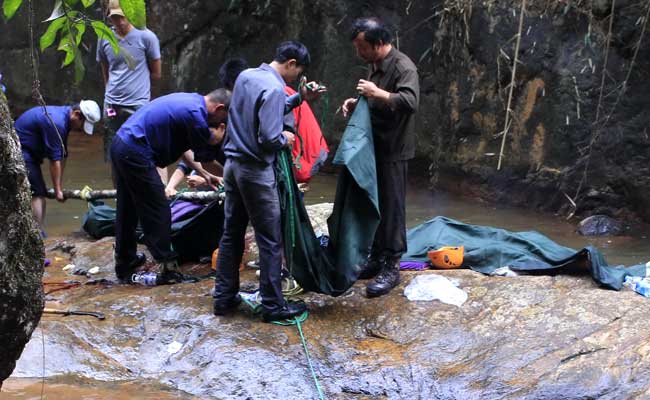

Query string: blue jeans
213 158 285 312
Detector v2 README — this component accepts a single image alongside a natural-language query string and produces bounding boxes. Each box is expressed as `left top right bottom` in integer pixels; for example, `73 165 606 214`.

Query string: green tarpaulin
278 98 645 295
402 216 646 290
277 97 380 296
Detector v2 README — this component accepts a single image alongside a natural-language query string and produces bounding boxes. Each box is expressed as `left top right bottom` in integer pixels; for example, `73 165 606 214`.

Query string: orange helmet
427 246 464 269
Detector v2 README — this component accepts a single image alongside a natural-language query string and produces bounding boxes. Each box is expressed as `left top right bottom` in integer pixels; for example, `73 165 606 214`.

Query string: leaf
57 26 76 67
119 0 146 29
39 17 66 51
91 21 119 54
43 0 64 22
3 0 24 20
81 0 94 8
72 20 86 45
73 49 85 84
120 47 136 70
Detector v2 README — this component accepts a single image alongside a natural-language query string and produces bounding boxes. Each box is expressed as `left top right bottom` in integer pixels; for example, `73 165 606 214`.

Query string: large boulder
0 92 44 386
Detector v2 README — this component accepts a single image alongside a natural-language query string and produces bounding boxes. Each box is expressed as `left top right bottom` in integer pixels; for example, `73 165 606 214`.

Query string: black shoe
115 252 147 281
366 258 400 298
213 294 242 316
262 301 307 322
358 255 384 280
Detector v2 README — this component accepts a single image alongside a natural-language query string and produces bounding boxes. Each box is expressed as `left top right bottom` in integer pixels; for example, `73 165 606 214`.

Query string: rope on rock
240 295 325 399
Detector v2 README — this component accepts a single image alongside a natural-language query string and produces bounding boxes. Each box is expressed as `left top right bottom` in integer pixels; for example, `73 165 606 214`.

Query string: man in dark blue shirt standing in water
213 41 322 322
15 100 101 236
111 89 230 283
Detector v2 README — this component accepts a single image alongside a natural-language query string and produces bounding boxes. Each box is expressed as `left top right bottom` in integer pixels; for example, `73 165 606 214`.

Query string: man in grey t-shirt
97 0 161 181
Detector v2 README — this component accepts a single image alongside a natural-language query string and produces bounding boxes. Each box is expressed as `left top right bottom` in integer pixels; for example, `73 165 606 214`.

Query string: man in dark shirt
110 89 230 282
15 101 101 236
342 17 420 297
213 41 319 322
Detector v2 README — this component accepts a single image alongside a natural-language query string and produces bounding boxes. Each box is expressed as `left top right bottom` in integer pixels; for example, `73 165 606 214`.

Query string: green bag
81 200 116 239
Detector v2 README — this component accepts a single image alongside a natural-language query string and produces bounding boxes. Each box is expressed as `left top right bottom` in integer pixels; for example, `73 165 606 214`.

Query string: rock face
1 1 649 222
577 214 625 236
0 92 44 386
12 227 650 399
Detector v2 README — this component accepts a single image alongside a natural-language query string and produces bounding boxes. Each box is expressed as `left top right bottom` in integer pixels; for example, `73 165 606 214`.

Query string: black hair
218 57 248 91
349 17 392 46
71 103 80 111
273 40 311 67
206 88 232 108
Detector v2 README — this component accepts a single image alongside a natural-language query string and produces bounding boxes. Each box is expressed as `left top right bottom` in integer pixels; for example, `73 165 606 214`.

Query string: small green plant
2 0 147 83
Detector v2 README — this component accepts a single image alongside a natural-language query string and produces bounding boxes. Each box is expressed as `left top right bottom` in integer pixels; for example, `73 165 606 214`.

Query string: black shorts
24 157 47 197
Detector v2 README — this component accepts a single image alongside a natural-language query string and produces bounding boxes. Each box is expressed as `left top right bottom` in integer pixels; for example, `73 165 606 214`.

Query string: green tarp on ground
277 97 380 296
278 98 645 295
402 216 646 290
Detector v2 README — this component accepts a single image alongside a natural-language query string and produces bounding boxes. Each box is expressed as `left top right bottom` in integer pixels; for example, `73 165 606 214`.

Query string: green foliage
39 15 66 51
120 0 146 29
3 0 146 85
2 0 23 20
91 20 119 54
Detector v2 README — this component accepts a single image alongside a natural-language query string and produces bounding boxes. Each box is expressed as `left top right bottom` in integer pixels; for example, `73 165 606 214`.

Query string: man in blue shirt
213 41 318 322
15 100 101 236
111 89 230 282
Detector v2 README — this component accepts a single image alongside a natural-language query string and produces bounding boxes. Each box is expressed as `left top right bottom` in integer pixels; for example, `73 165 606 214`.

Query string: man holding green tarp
341 17 420 297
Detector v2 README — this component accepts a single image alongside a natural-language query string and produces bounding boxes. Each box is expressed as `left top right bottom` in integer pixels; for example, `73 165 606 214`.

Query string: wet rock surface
577 214 625 236
0 91 44 385
11 206 650 399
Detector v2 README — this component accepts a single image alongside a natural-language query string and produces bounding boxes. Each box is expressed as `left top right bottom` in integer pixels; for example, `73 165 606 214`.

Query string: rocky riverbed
7 204 650 399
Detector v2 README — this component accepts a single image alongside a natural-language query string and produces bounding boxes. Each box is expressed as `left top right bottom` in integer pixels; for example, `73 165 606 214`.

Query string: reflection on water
1 378 198 399
44 133 650 266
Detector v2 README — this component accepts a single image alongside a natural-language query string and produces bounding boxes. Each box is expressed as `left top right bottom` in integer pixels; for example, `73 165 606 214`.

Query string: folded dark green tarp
402 216 646 290
278 97 380 296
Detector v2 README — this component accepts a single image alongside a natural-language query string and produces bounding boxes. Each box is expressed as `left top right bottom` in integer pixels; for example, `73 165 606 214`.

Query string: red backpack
285 86 329 183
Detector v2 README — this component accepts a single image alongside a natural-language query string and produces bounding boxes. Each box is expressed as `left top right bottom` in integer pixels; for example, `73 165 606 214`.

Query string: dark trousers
372 160 408 260
213 158 285 312
110 137 176 278
103 104 139 162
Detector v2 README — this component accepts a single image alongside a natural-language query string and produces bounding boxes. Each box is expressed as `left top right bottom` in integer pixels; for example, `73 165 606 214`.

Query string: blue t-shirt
117 93 216 168
223 63 288 164
96 28 161 107
15 106 71 163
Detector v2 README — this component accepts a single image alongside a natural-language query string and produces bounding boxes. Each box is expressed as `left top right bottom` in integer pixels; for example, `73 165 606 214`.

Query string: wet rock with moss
0 92 44 387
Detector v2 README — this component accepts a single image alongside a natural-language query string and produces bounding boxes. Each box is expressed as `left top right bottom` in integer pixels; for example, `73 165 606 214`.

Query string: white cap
79 100 101 135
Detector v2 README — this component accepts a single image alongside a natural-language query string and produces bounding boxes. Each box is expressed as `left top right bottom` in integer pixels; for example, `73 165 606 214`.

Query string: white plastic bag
403 274 468 307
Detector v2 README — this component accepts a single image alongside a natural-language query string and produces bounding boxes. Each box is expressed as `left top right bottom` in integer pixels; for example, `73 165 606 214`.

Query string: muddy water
44 134 649 266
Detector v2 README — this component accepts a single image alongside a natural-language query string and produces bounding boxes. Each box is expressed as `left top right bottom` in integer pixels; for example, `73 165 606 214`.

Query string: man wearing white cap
14 100 101 236
97 0 162 183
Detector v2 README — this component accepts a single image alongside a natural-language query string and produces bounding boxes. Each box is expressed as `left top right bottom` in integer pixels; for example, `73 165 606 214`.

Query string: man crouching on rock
110 89 230 283
212 41 315 322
